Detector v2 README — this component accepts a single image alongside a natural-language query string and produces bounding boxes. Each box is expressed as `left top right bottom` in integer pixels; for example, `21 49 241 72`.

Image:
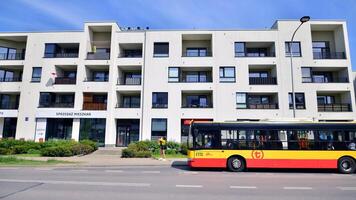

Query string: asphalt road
0 165 356 200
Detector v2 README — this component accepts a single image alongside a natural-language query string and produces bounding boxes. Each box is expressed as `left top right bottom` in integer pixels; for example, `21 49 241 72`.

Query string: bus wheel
227 156 245 172
338 157 356 174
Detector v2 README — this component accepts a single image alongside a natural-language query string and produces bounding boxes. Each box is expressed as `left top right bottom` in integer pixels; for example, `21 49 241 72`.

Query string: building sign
34 118 47 142
36 110 107 118
0 110 18 117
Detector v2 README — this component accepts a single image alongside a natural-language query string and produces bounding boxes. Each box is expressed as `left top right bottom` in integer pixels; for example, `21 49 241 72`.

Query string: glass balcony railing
0 53 25 60
249 77 277 85
54 77 76 84
318 103 351 112
313 52 346 59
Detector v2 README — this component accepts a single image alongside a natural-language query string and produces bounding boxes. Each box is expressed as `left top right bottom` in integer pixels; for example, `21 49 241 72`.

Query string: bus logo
251 150 264 159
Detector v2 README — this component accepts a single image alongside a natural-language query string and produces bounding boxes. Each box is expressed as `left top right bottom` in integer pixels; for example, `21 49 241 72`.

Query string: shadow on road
171 161 341 174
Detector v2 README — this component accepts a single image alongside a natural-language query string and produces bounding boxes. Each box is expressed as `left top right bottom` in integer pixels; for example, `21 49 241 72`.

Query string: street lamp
290 16 310 118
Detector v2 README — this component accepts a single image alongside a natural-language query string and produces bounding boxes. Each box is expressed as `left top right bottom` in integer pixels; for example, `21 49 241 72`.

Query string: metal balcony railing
0 53 25 60
235 51 275 57
117 77 141 85
44 52 79 58
313 52 346 59
249 77 277 85
39 102 74 108
116 103 140 108
182 104 213 108
83 102 107 110
179 76 212 83
86 52 110 60
302 76 349 83
0 101 19 109
0 77 22 82
182 51 212 57
84 77 109 82
54 77 76 84
118 52 142 58
318 103 351 112
237 103 279 109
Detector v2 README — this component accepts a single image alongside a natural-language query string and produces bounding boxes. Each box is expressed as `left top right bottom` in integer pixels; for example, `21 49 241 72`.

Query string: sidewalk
15 154 188 167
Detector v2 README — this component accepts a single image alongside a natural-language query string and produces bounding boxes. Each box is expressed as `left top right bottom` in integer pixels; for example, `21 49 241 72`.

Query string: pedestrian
158 136 167 161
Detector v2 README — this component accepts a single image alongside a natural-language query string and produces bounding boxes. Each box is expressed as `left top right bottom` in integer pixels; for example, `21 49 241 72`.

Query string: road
0 165 356 200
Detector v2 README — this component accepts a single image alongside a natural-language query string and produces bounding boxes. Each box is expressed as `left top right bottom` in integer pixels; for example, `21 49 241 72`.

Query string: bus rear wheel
338 157 356 174
227 156 245 172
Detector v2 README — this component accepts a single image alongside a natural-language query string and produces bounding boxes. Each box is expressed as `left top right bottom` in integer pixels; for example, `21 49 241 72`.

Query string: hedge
0 139 98 157
121 140 188 158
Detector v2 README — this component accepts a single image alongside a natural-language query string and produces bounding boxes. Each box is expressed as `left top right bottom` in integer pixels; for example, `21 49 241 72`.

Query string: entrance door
2 118 17 138
116 119 140 147
46 118 73 140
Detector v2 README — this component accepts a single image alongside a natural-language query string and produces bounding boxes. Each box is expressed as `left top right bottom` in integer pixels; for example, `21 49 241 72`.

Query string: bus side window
279 130 288 150
269 131 283 150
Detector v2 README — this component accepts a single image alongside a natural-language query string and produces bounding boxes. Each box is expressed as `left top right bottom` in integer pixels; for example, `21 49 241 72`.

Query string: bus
187 121 356 174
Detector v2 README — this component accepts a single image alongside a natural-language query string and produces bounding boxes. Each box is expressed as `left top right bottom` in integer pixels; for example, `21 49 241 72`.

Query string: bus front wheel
338 157 356 174
227 156 245 172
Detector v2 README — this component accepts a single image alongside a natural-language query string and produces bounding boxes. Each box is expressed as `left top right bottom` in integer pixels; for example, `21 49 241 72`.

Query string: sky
1 0 356 68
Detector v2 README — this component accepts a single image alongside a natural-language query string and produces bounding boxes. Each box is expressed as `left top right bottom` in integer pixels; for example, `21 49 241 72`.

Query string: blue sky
1 0 356 68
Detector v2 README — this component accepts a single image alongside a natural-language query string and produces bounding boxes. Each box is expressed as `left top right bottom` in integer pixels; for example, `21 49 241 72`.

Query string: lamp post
290 16 310 118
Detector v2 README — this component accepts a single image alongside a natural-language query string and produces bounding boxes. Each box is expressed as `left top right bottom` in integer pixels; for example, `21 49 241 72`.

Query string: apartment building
0 20 355 147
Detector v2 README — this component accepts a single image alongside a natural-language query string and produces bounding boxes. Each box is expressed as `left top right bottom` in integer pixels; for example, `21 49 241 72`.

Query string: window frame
168 67 180 82
285 41 302 57
31 67 42 82
151 118 167 140
289 92 306 109
152 92 168 108
219 67 236 83
153 42 169 57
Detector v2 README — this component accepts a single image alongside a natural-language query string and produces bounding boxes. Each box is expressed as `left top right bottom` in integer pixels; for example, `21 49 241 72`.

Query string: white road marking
0 167 19 170
176 184 203 188
337 187 356 191
283 187 312 190
181 171 198 174
230 186 257 189
35 168 53 171
0 179 150 187
105 170 124 173
70 169 88 172
141 171 160 174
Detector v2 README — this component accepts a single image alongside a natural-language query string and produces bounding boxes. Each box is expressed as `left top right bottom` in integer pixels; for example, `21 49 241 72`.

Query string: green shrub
167 141 180 151
121 148 135 158
80 140 98 151
27 149 42 155
12 145 29 154
41 146 73 157
0 147 12 155
179 143 188 155
71 143 94 156
134 151 152 158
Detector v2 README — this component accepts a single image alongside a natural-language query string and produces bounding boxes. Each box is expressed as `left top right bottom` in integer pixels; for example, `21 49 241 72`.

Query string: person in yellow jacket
158 137 167 161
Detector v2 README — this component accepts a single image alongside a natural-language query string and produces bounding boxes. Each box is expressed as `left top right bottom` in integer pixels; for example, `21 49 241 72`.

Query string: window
313 41 330 59
152 92 168 108
234 42 245 57
153 42 169 57
168 67 179 82
289 93 306 109
93 94 107 103
317 96 335 104
285 42 301 57
79 118 106 147
92 71 108 82
0 69 18 82
301 67 311 83
151 118 167 141
185 95 209 108
219 67 235 82
122 96 140 108
31 67 42 82
236 93 247 108
249 71 268 78
0 46 17 60
44 44 58 58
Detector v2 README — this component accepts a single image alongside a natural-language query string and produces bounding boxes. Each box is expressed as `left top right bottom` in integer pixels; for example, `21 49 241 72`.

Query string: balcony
54 77 76 84
39 102 74 108
0 36 27 60
118 43 142 58
302 67 349 83
236 93 278 109
182 34 212 57
44 43 79 58
311 24 347 60
245 103 278 109
169 67 212 83
181 91 213 108
249 77 277 85
44 52 79 58
83 102 107 110
235 42 275 57
0 76 22 82
318 104 351 112
116 92 141 108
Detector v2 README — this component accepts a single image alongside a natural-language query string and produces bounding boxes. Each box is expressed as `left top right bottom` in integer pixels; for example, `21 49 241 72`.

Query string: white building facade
0 20 355 146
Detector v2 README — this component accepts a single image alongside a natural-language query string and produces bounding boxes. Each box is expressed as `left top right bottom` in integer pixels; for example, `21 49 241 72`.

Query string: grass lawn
0 156 73 166
13 153 42 157
152 153 187 159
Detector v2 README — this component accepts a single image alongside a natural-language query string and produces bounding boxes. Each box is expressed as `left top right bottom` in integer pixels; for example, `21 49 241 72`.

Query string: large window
79 119 106 147
285 42 301 57
301 67 312 83
92 71 109 82
122 96 140 108
151 118 167 141
185 48 208 57
234 42 245 57
152 92 168 108
31 67 42 82
185 95 210 108
312 41 330 59
317 96 335 104
219 67 235 82
289 93 306 109
153 42 169 57
168 67 179 82
236 93 247 108
0 46 17 60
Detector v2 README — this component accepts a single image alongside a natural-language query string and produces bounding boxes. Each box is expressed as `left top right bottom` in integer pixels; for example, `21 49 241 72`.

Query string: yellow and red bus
187 121 356 173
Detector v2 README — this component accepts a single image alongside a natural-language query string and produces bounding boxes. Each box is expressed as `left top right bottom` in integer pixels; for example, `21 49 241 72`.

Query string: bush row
121 140 188 158
0 139 98 157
